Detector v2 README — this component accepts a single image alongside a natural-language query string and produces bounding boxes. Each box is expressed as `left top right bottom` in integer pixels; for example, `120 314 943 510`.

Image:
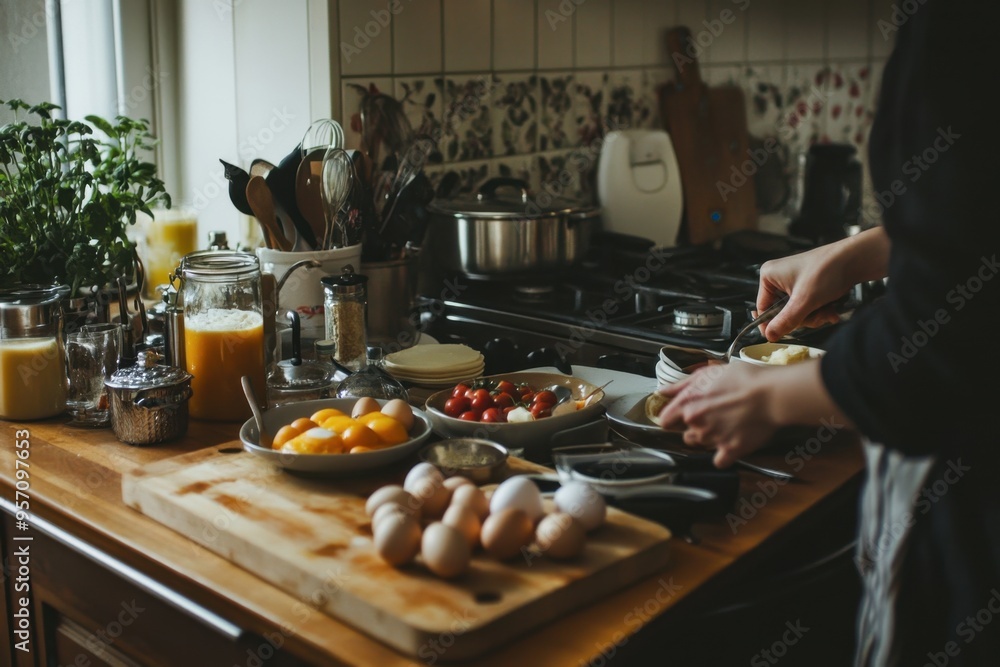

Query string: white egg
404 461 444 492
553 481 606 532
489 476 544 523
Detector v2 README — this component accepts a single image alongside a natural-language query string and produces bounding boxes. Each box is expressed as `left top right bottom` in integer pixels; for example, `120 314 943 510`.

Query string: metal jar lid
0 284 70 337
267 359 338 391
427 177 600 220
178 250 260 282
321 265 368 298
106 352 192 390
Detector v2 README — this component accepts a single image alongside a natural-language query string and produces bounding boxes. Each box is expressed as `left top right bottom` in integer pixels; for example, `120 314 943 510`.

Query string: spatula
246 175 293 251
295 148 327 249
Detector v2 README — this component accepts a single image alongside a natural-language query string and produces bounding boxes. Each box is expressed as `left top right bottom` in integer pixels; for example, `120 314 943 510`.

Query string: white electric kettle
596 129 684 248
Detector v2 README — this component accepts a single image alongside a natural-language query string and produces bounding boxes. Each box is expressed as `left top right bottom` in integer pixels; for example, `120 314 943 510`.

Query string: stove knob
526 348 571 375
484 337 520 375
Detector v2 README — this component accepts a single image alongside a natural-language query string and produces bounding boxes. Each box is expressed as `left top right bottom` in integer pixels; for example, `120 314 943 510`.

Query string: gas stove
416 230 882 377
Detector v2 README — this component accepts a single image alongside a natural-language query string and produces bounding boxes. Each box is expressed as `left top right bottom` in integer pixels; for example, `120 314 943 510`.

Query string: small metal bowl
420 438 509 484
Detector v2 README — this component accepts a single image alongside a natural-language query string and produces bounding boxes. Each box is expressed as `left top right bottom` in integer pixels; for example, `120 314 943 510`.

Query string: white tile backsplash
331 0 890 191
443 0 492 72
494 0 536 71
537 0 574 68
826 0 869 60
746 0 785 62
393 0 442 74
613 0 646 67
338 2 394 76
574 0 612 69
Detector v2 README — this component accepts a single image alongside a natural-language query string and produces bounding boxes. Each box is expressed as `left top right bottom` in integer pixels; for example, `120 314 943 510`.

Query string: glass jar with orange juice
176 251 266 422
142 205 198 300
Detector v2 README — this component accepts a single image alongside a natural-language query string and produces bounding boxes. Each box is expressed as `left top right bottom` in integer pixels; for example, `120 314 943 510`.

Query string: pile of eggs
272 397 415 455
366 464 607 579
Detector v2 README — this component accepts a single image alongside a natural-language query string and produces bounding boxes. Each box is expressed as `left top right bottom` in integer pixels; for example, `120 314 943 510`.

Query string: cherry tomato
470 394 494 412
520 390 535 404
493 392 515 409
444 396 470 418
496 380 516 396
459 410 482 421
502 405 518 416
452 383 470 398
517 384 533 397
470 388 491 403
533 390 557 405
481 407 504 423
530 403 552 419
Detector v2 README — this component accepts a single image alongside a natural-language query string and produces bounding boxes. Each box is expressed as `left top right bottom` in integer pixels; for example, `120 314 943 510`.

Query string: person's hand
757 247 849 342
656 362 778 469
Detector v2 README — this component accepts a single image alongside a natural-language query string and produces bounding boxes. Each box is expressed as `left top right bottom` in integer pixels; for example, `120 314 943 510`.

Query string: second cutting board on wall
659 26 758 246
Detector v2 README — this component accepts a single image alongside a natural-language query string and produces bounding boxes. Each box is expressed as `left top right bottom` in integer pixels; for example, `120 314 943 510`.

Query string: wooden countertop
0 409 864 666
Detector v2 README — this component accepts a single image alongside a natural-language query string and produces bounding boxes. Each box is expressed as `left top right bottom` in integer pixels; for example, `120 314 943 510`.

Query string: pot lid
427 177 600 219
106 351 191 389
267 359 338 390
320 265 367 297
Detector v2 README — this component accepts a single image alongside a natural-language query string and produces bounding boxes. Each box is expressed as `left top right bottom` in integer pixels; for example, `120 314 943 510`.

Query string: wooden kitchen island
0 408 864 666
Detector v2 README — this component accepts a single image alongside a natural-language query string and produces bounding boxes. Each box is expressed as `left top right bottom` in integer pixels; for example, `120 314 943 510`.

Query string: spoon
241 375 271 449
723 294 790 362
246 175 293 251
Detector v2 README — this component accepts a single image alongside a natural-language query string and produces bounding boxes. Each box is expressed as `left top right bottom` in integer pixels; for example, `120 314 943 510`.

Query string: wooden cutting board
122 446 672 662
659 26 758 245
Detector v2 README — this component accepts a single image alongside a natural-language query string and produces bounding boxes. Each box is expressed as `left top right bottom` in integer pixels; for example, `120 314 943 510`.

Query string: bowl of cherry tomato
423 371 607 457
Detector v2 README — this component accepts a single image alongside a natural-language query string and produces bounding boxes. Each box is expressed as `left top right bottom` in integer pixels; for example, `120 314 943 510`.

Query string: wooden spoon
241 375 271 449
295 148 327 249
246 175 293 251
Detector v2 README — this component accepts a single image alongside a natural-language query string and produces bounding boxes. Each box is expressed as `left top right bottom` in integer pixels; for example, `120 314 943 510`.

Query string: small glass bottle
321 266 368 373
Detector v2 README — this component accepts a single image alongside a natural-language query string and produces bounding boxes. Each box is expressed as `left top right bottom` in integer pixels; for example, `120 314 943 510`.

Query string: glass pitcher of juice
142 205 198 300
176 250 266 422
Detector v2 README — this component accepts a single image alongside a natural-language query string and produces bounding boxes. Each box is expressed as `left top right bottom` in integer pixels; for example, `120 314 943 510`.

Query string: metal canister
105 350 193 445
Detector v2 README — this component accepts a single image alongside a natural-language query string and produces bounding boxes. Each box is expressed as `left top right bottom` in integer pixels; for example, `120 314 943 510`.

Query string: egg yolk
311 408 346 424
280 427 344 454
342 424 380 451
365 416 409 446
321 415 358 434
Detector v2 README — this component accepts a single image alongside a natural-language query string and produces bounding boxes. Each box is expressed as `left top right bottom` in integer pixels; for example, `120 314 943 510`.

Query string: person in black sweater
658 1 1000 665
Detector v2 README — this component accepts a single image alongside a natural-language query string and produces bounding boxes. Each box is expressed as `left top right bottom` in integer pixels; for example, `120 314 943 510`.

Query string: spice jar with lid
321 266 368 373
0 284 70 420
176 250 266 422
105 349 193 445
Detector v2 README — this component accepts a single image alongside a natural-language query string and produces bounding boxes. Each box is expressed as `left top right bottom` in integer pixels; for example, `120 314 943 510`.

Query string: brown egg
352 396 381 419
380 398 415 431
443 476 474 493
480 508 534 561
535 512 586 560
372 502 417 530
365 485 417 518
450 484 489 521
421 522 470 579
442 504 481 548
374 513 422 567
409 475 451 520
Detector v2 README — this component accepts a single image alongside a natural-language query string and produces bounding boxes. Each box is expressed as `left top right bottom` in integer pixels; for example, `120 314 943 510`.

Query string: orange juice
184 309 265 422
0 337 67 420
143 211 198 299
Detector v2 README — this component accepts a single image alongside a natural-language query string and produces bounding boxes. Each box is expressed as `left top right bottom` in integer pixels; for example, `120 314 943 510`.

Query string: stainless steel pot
425 177 601 277
105 351 193 445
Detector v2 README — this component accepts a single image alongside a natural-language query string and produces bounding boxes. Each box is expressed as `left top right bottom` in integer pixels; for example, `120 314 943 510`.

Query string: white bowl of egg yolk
737 342 825 367
239 397 433 476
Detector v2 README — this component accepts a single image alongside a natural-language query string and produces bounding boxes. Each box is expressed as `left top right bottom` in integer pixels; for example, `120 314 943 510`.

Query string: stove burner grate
673 303 726 330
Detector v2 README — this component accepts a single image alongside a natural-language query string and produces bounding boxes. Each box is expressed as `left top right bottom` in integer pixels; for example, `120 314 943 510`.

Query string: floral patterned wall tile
538 72 576 151
741 65 786 139
605 70 657 132
450 160 492 195
572 71 608 149
824 63 874 149
395 77 444 141
341 77 394 153
782 63 830 154
492 73 538 157
535 149 593 204
438 74 499 163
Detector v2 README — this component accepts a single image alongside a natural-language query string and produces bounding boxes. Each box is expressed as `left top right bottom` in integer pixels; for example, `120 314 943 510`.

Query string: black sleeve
819 0 1000 455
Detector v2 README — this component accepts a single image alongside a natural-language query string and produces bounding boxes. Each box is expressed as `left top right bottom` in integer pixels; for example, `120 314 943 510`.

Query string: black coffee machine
789 143 862 244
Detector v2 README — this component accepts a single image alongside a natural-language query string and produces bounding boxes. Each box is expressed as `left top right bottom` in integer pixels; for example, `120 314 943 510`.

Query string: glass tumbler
65 323 120 426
